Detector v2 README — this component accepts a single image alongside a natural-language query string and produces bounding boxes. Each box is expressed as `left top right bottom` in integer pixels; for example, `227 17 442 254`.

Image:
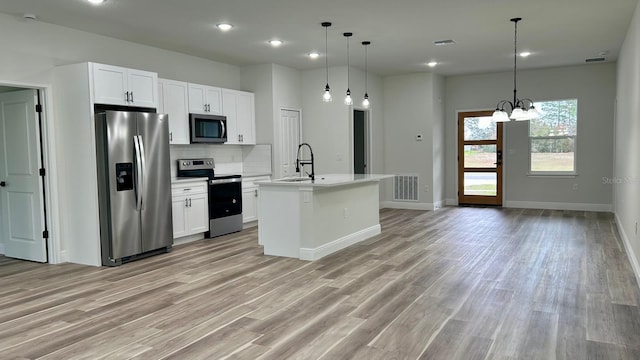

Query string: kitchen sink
277 177 313 182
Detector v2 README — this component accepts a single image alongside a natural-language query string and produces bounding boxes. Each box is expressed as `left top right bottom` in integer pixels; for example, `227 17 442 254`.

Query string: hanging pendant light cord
513 19 519 106
364 44 368 93
347 36 350 90
325 25 329 85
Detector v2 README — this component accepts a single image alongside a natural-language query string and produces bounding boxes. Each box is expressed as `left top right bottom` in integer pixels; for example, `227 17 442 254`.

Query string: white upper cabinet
159 79 190 144
91 63 158 108
188 83 222 115
223 89 255 145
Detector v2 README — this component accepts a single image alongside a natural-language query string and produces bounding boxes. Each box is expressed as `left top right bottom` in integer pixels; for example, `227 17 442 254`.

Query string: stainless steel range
177 158 243 238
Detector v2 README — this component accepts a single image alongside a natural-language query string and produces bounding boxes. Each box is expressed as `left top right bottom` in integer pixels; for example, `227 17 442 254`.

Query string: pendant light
492 18 540 122
322 22 332 102
362 41 371 109
344 32 353 106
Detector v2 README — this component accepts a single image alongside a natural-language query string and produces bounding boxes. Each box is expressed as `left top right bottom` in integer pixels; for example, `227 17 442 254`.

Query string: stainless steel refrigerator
95 110 173 266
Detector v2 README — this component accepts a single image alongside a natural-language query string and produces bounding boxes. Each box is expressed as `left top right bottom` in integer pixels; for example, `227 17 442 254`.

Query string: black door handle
0 181 6 187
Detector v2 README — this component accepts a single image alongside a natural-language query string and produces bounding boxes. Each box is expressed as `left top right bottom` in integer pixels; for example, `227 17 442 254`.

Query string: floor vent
394 174 419 201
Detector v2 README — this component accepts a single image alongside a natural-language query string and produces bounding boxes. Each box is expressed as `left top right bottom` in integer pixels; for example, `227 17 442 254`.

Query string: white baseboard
173 233 205 246
381 201 433 211
243 221 258 229
445 198 457 206
59 250 68 263
504 201 612 212
0 243 4 255
299 224 381 261
614 214 640 288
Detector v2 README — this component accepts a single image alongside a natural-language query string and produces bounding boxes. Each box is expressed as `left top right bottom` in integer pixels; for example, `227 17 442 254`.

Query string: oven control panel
178 158 215 171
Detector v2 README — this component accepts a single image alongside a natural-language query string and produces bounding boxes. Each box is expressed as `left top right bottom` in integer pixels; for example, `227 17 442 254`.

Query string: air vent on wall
434 39 456 46
394 175 419 201
585 57 606 63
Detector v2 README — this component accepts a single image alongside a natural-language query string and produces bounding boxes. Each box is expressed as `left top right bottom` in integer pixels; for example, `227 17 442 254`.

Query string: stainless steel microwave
189 113 227 143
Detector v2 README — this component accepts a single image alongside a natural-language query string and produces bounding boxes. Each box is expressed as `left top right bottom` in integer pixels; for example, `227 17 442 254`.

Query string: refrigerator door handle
138 135 147 210
134 135 143 211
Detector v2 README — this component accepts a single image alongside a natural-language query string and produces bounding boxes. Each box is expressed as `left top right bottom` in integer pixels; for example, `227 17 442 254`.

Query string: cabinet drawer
171 182 207 195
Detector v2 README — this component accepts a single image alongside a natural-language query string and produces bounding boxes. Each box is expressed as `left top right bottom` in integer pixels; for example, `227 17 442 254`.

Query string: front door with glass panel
458 111 503 206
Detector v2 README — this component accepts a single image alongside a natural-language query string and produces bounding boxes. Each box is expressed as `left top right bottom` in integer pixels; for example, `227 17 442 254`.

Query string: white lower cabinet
242 176 270 223
242 187 259 223
171 181 209 238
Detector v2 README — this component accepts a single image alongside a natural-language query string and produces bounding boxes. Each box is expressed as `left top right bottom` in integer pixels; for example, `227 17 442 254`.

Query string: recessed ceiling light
87 0 106 4
22 13 37 21
309 52 320 59
520 51 531 58
269 39 283 47
427 61 438 67
216 23 233 31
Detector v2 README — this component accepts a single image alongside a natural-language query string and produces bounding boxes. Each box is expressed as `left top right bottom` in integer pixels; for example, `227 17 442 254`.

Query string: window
529 99 577 174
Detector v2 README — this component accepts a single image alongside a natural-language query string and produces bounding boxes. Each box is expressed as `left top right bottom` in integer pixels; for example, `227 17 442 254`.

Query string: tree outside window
529 99 577 173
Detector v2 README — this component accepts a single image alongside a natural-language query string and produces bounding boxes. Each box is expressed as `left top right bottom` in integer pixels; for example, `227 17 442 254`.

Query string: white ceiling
0 0 637 76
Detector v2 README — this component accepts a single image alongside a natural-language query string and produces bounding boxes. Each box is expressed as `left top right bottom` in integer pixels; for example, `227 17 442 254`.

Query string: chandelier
492 17 540 122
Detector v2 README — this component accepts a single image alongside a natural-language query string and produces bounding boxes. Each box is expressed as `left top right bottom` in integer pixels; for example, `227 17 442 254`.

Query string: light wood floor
1 207 640 359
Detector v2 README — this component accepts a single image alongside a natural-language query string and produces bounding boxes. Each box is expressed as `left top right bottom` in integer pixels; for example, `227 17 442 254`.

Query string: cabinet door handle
169 132 173 141
130 92 134 102
185 198 188 207
188 198 192 207
125 91 130 102
254 189 258 197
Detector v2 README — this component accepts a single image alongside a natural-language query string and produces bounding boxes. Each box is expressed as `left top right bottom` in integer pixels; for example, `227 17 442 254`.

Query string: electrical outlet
343 208 349 219
336 153 343 161
424 185 429 192
572 183 578 191
636 221 638 235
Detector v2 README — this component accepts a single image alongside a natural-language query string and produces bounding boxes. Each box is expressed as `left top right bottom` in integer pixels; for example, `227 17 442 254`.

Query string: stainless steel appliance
95 111 173 266
189 113 227 143
177 158 243 238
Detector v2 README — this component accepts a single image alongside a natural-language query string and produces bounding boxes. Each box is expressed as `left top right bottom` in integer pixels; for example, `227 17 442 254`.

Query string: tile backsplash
170 144 272 177
242 144 272 175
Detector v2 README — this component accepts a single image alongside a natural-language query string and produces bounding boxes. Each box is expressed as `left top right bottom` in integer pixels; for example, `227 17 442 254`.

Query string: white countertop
171 177 209 184
256 173 392 188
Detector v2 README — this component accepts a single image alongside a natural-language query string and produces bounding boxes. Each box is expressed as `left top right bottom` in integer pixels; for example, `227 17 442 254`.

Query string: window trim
528 99 578 175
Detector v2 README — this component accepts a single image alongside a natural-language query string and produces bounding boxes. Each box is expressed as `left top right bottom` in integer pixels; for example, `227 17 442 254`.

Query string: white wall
0 13 241 88
432 74 446 207
445 63 616 210
241 64 274 145
615 0 640 282
383 73 446 208
301 66 383 175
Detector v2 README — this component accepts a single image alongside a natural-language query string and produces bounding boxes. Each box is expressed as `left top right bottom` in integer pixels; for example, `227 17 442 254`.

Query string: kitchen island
256 174 392 260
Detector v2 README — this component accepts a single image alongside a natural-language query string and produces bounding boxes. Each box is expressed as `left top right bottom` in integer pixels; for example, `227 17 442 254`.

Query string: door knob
0 181 6 187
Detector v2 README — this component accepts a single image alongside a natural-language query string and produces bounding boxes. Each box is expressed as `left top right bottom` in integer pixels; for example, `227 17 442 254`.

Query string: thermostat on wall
416 134 423 141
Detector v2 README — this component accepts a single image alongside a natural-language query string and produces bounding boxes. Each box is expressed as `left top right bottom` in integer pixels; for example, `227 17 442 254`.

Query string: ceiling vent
585 57 606 63
434 39 456 46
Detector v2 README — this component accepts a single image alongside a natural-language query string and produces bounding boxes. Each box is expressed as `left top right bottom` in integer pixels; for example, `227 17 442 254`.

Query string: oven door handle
209 178 242 185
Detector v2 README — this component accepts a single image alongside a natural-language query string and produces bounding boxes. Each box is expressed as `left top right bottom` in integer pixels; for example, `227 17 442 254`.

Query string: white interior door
277 109 301 178
0 90 46 262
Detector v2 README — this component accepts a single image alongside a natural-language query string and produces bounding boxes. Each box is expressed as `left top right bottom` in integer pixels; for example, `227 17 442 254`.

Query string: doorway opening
0 85 51 263
353 109 371 174
457 110 503 206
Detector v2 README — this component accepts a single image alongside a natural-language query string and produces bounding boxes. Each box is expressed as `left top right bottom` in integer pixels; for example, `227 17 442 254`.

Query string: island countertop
256 173 392 188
